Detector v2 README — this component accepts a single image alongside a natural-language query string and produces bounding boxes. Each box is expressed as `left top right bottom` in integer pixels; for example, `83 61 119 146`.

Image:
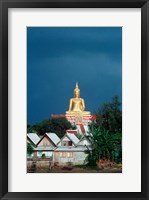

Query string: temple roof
66 130 78 134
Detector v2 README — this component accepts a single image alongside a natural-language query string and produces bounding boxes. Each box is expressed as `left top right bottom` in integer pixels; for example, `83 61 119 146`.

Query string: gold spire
76 82 78 88
74 82 80 93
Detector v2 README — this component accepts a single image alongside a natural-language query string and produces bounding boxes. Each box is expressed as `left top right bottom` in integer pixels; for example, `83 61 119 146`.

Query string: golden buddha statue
66 82 91 116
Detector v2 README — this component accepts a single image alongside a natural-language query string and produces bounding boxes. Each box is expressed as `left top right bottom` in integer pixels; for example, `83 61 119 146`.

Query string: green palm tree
85 126 121 166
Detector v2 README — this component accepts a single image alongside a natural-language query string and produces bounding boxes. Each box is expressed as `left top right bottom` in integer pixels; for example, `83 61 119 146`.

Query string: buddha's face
74 90 80 98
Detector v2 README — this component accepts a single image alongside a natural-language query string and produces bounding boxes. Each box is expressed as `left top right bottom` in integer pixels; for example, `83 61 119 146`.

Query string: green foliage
27 143 34 157
76 133 82 140
95 96 122 133
41 153 46 159
27 124 40 133
28 117 73 138
85 126 122 166
72 125 77 130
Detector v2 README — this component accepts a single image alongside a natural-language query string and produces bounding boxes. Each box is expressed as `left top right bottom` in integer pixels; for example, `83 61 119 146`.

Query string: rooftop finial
74 82 80 92
76 82 78 88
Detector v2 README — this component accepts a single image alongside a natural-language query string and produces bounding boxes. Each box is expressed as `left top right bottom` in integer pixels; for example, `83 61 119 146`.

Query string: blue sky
27 27 122 124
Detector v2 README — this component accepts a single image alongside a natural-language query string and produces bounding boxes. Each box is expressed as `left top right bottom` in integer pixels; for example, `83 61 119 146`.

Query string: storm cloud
27 27 122 124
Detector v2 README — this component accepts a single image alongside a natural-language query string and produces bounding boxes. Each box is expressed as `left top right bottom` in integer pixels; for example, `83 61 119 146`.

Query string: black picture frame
0 0 148 199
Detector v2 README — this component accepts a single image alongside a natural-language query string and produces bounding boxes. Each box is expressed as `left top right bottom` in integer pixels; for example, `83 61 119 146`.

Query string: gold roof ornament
74 82 80 93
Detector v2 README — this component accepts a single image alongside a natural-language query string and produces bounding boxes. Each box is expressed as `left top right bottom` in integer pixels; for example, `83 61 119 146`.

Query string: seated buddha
66 82 91 116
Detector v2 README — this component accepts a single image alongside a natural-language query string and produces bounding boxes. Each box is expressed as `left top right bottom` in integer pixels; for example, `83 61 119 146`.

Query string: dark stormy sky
27 27 122 124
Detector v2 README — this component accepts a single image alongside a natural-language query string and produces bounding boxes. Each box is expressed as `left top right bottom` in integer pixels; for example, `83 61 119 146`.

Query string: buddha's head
74 82 80 98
